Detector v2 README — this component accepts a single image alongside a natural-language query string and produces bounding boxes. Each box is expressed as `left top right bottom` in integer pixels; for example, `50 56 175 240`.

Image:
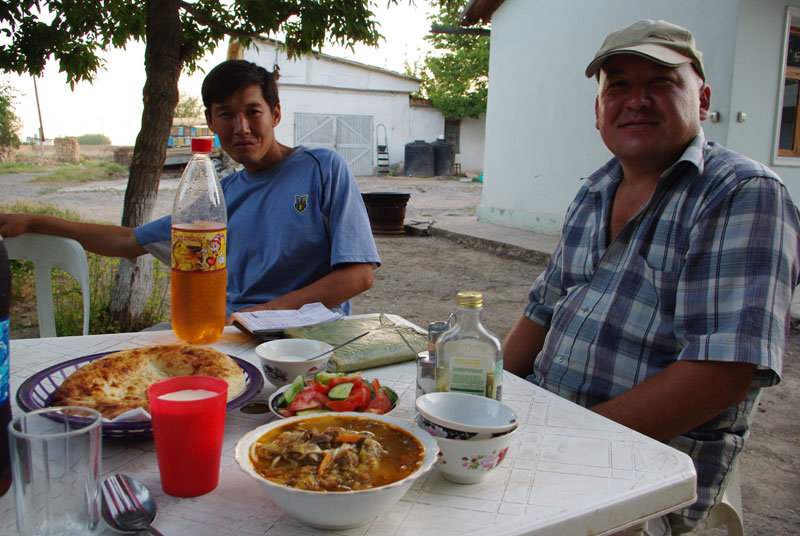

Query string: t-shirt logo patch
294 194 308 213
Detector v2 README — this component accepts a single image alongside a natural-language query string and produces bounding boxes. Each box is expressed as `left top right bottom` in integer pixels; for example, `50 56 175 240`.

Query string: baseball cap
585 19 705 81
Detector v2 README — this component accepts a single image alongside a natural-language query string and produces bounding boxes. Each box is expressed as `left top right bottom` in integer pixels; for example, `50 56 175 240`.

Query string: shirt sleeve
319 151 381 267
674 177 800 387
133 215 172 265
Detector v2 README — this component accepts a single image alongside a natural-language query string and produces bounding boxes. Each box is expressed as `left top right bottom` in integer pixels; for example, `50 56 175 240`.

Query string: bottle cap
191 138 213 153
456 291 483 309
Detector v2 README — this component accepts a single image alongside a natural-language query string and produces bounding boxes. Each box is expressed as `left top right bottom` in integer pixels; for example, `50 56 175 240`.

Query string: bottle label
447 356 488 396
0 316 8 404
171 227 227 272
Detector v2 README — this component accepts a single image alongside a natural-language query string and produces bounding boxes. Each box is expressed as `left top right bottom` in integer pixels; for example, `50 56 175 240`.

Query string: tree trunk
110 0 182 330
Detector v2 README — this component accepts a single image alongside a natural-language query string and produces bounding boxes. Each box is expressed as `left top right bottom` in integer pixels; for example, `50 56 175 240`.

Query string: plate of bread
16 343 263 439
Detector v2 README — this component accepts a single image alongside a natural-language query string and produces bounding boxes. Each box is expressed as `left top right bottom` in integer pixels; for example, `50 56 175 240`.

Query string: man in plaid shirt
504 19 800 535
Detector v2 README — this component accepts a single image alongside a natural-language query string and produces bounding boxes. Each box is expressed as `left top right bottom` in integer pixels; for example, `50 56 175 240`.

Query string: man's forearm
503 315 548 377
232 262 375 316
590 360 757 441
0 214 146 258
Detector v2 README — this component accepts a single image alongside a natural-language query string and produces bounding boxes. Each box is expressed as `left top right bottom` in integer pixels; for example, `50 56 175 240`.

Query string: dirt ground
0 170 797 535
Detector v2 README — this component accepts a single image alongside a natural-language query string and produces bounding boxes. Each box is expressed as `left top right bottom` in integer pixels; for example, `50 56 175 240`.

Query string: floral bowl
415 413 515 441
416 414 518 484
415 392 518 435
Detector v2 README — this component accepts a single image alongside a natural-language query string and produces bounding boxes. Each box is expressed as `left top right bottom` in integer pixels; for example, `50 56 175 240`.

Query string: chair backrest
4 233 90 337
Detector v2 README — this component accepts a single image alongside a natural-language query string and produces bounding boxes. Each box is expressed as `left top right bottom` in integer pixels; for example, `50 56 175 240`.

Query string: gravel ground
0 170 797 535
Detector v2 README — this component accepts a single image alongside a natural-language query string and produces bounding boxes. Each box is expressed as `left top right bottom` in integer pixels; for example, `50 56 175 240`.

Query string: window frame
773 7 800 165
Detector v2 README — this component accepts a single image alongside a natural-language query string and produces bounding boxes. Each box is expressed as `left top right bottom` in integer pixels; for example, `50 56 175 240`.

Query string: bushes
2 201 170 336
77 133 112 145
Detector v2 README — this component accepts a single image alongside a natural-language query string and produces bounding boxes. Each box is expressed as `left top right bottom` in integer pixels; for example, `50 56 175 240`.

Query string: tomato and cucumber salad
272 372 399 417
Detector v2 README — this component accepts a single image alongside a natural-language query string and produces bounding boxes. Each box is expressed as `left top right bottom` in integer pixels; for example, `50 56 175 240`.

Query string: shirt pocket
637 253 682 323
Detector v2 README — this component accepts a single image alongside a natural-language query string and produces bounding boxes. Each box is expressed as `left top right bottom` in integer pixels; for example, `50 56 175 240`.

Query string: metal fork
101 473 165 535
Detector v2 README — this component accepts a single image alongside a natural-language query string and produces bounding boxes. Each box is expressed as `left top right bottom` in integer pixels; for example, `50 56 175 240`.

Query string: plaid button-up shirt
525 134 800 521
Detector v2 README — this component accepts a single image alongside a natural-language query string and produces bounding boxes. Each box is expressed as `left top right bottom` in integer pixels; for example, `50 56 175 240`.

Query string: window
444 119 461 153
779 27 800 156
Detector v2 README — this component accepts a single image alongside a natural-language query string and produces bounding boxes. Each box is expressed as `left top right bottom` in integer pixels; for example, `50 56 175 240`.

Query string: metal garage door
295 113 374 176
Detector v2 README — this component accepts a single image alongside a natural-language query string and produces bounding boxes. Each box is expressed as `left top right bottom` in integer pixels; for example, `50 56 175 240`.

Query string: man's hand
591 360 757 441
0 213 35 238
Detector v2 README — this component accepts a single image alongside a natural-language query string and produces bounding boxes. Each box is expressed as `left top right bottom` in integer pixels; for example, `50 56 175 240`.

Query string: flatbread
51 343 247 419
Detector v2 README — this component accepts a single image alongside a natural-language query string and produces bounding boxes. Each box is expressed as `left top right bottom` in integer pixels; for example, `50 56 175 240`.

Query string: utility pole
32 76 45 163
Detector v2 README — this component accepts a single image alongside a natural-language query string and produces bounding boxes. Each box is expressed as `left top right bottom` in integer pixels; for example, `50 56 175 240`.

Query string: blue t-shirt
135 146 380 315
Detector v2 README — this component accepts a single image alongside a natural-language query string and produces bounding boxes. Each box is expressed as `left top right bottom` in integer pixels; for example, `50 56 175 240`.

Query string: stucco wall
476 0 800 234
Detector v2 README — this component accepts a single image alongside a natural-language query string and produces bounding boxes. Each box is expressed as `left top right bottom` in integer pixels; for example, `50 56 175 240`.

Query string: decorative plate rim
16 350 264 437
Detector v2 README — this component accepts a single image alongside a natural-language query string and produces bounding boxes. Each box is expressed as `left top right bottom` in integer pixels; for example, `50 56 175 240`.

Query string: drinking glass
9 406 102 535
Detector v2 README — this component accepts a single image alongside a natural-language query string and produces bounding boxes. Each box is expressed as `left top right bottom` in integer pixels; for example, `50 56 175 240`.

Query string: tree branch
177 0 268 40
430 25 490 36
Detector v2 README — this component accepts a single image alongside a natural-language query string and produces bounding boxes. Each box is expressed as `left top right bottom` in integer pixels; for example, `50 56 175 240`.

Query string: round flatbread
51 343 247 419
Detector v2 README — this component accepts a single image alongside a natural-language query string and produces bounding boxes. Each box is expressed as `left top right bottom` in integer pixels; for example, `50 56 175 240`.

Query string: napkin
284 314 427 372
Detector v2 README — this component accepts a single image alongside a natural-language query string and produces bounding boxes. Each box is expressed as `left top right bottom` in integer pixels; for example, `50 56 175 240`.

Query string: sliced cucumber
380 386 399 404
314 372 345 384
296 408 330 415
362 378 375 397
283 375 306 404
328 382 354 400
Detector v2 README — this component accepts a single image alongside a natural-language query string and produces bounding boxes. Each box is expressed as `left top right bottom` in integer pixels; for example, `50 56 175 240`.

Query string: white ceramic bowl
415 412 515 440
421 415 518 484
255 339 334 387
415 392 518 435
234 412 438 530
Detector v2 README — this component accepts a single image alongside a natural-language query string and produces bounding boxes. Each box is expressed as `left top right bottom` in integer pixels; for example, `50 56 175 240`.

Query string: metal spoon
302 331 370 360
101 473 165 536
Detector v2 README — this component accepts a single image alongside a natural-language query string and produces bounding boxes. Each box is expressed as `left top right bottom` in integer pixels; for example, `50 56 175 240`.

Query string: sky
6 2 436 146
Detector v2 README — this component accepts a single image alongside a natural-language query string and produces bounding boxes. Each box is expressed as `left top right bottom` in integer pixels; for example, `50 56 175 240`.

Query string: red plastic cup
147 376 228 497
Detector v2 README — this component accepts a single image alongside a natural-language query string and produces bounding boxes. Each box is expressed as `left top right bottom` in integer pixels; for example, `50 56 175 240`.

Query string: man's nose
626 86 653 108
234 114 250 134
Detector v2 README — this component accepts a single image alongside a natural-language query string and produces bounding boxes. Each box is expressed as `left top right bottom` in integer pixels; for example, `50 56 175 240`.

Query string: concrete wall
477 0 800 234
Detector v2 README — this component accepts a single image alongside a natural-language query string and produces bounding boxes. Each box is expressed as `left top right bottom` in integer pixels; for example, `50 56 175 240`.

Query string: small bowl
255 339 334 387
415 392 518 435
234 412 438 529
415 413 515 441
425 419 518 484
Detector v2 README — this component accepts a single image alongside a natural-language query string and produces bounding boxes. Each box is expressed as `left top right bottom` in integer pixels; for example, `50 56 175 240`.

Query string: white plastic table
1 324 696 535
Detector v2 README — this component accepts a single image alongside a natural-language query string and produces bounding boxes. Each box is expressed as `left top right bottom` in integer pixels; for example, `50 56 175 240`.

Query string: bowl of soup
234 412 438 530
255 339 334 387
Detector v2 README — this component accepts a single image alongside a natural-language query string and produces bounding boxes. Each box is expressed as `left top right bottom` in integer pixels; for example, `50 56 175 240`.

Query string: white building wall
476 0 776 234
458 115 486 175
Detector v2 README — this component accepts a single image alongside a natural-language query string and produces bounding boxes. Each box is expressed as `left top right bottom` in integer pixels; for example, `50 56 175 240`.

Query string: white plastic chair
701 457 744 535
4 233 90 337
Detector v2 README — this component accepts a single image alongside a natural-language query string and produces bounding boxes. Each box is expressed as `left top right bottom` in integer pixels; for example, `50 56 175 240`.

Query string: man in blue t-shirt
0 60 380 318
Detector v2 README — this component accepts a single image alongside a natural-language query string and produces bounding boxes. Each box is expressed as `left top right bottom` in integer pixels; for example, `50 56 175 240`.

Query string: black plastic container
431 138 455 176
403 140 434 177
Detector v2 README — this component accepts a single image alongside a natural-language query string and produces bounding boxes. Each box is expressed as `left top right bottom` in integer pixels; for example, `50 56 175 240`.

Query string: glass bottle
0 237 11 496
171 138 228 344
434 291 503 400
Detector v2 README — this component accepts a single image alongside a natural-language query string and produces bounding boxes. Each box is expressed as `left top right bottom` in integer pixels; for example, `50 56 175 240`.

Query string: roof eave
461 0 506 25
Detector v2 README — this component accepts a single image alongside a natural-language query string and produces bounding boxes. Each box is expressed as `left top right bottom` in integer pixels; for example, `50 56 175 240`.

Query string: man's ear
272 103 282 127
698 85 711 121
595 97 600 131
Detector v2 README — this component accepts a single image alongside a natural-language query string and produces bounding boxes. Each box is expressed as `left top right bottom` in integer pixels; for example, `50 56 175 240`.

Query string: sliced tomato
286 389 330 413
278 408 295 418
328 373 362 388
364 389 392 414
345 381 371 410
311 381 332 394
370 378 381 395
326 399 358 412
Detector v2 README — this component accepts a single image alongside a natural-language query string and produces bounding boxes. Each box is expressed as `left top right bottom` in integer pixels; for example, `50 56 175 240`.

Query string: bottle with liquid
0 237 12 496
171 138 227 344
434 291 503 400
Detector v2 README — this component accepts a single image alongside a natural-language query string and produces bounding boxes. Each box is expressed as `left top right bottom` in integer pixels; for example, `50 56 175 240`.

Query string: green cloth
284 314 427 372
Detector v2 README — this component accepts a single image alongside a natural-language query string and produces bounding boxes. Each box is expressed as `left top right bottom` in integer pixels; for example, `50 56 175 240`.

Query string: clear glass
434 303 503 400
9 407 102 535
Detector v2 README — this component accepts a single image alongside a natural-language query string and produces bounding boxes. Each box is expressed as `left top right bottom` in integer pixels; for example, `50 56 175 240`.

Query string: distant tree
78 133 112 145
415 0 489 119
0 0 401 330
174 92 203 119
0 80 22 149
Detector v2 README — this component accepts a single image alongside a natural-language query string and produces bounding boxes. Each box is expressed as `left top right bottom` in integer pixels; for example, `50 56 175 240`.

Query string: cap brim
585 44 692 78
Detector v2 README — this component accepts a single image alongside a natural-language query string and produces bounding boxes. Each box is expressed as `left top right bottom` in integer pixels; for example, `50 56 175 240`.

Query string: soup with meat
249 415 425 491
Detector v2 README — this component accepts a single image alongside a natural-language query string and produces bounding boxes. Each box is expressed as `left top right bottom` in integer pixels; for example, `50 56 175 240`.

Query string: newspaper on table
231 302 343 334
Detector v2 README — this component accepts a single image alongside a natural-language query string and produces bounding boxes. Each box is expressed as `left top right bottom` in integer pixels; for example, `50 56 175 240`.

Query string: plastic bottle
171 138 227 344
0 237 12 496
434 291 503 400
